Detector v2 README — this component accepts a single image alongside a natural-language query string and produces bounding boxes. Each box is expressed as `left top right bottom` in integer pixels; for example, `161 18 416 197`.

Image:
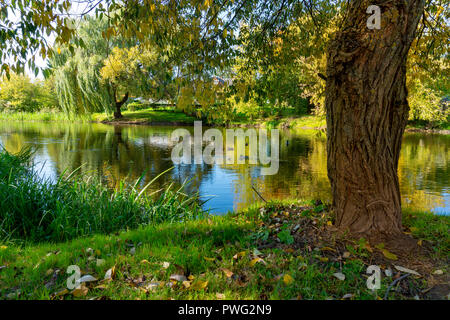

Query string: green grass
402 209 450 258
92 108 196 124
0 111 92 123
1 109 447 133
0 199 447 300
228 115 327 130
0 108 196 125
406 119 450 131
0 149 205 243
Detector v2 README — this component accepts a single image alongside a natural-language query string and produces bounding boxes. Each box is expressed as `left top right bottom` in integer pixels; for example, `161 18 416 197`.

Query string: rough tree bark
325 0 425 237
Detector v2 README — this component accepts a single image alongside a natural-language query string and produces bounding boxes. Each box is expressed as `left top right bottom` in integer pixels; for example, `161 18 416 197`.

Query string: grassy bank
0 109 448 133
0 201 448 300
0 111 92 123
92 108 196 125
232 115 450 133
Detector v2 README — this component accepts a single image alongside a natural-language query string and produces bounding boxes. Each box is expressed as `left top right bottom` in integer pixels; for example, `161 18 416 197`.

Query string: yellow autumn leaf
204 257 215 261
182 280 191 288
140 259 151 264
0 246 7 250
94 284 108 290
283 274 294 285
249 257 263 267
71 284 88 297
221 268 233 278
233 251 246 259
320 246 336 252
190 280 208 290
57 47 61 54
55 288 69 297
381 249 398 260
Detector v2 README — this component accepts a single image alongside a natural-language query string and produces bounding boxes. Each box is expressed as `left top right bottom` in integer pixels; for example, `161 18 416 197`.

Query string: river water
0 122 448 215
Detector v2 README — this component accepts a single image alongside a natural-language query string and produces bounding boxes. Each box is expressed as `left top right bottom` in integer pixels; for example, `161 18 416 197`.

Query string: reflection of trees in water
0 122 210 194
399 133 449 212
227 130 331 212
0 123 448 213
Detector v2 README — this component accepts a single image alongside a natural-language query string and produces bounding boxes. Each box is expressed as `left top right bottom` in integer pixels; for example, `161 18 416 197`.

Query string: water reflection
0 122 448 215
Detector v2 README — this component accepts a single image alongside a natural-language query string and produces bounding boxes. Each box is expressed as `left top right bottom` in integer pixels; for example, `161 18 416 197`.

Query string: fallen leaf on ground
381 249 398 260
94 284 108 290
190 280 208 290
433 270 444 275
77 275 98 284
364 244 373 253
221 268 234 278
145 282 160 292
233 251 246 259
250 257 265 267
204 257 215 262
394 265 420 276
332 272 345 281
140 259 151 265
162 262 170 269
216 293 225 299
96 259 105 267
55 289 69 297
253 248 262 256
72 284 89 297
182 281 191 288
104 266 115 280
283 274 294 285
170 274 188 282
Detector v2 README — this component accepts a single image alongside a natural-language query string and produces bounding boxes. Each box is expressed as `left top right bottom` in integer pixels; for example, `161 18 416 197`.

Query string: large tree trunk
113 92 129 119
325 0 425 237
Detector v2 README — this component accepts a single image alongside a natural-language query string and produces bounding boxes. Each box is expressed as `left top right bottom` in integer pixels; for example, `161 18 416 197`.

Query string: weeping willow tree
48 16 124 115
51 52 113 114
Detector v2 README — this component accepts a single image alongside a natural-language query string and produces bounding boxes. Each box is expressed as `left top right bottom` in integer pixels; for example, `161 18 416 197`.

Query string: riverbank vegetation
0 10 448 128
1 199 448 300
0 150 205 243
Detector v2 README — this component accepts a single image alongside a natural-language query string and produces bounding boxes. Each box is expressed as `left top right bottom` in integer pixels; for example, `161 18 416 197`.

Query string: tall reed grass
0 148 206 243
